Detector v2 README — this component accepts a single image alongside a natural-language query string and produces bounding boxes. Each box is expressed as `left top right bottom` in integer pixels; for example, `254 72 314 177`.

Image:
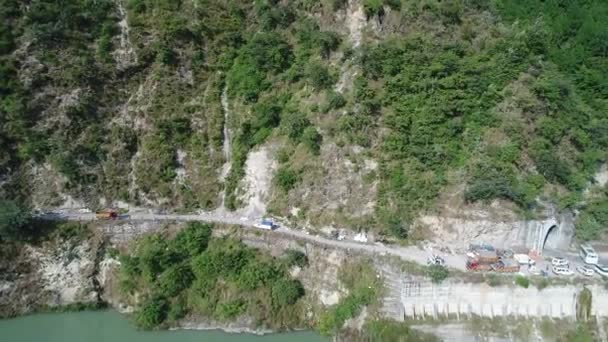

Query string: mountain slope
0 0 607 241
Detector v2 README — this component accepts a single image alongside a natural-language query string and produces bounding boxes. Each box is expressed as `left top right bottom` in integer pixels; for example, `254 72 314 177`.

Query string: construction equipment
95 210 118 220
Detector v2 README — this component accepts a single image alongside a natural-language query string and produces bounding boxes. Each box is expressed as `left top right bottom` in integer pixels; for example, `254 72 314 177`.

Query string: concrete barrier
395 279 608 321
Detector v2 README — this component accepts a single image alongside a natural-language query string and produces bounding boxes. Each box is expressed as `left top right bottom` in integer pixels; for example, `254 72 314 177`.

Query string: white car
551 257 569 267
576 265 595 277
529 265 542 276
552 266 574 276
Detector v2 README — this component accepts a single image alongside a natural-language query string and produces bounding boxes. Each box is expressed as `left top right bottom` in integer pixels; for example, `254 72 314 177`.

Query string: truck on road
95 210 118 220
466 244 520 273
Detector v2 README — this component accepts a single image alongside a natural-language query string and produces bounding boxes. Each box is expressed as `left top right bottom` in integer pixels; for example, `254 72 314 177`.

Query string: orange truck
95 210 118 220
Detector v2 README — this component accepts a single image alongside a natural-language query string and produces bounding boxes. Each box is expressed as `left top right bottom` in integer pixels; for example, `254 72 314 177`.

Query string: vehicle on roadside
551 257 569 267
491 259 520 273
576 265 595 277
514 254 535 265
579 244 599 265
552 266 574 276
427 255 445 266
594 264 608 277
95 210 118 220
254 218 275 230
529 265 542 276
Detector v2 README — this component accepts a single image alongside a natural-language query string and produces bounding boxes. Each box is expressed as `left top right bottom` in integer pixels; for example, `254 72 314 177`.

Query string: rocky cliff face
0 238 100 317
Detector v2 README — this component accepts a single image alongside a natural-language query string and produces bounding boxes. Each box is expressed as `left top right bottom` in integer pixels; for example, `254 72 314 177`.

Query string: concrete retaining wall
396 280 608 321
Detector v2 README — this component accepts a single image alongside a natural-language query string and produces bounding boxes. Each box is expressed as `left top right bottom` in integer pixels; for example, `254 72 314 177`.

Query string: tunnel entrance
542 225 558 253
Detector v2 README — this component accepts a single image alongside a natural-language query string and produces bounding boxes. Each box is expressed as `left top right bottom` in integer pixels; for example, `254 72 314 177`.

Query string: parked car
576 265 595 277
551 257 569 267
595 264 608 277
529 265 542 276
552 266 574 276
514 254 535 265
579 244 599 265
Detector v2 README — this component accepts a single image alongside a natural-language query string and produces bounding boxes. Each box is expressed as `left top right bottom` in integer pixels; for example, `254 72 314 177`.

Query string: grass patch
515 275 529 288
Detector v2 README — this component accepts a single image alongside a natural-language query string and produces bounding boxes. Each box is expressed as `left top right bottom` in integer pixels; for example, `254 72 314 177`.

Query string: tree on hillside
0 199 30 241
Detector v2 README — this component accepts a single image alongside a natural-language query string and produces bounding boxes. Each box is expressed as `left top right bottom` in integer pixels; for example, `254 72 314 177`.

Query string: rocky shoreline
0 228 303 335
0 237 278 335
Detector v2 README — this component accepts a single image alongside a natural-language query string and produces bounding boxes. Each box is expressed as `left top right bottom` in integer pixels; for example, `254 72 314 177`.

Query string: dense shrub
426 265 449 284
515 275 529 288
271 278 305 307
281 111 311 141
136 295 168 329
306 63 334 90
575 200 608 240
170 223 212 258
119 225 306 329
284 249 308 268
275 166 299 192
301 127 323 155
322 90 346 112
158 264 194 297
363 0 384 18
0 200 30 241
227 32 293 102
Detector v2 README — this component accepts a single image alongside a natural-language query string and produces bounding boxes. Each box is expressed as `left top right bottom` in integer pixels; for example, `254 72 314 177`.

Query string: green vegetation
468 317 595 341
316 259 382 336
360 319 438 342
485 274 503 287
118 223 306 330
566 324 594 342
576 287 592 322
1 0 607 242
515 275 530 288
274 166 300 192
534 277 549 291
363 0 385 18
575 199 608 241
284 249 308 268
426 264 449 284
361 0 608 238
0 200 30 241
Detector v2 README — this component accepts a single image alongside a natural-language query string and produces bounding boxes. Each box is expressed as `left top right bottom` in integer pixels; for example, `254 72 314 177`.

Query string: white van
254 218 275 230
579 244 599 265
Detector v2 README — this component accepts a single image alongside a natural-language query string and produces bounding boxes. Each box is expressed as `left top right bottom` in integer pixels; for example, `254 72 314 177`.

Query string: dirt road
41 209 468 271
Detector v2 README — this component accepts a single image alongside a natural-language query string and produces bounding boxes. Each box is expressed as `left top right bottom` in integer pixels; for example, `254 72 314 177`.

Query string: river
0 311 328 342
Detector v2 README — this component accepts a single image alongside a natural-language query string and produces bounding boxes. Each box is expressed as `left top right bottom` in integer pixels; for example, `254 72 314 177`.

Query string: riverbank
0 310 327 342
0 220 361 336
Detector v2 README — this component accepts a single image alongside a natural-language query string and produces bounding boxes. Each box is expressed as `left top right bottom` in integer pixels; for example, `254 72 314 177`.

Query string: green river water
0 311 328 342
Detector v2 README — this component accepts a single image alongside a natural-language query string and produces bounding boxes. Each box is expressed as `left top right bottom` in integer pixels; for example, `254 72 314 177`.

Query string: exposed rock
236 144 277 218
0 240 99 317
418 213 574 252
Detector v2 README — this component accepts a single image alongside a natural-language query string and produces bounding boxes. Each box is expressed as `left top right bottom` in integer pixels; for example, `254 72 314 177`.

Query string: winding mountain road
41 209 468 271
